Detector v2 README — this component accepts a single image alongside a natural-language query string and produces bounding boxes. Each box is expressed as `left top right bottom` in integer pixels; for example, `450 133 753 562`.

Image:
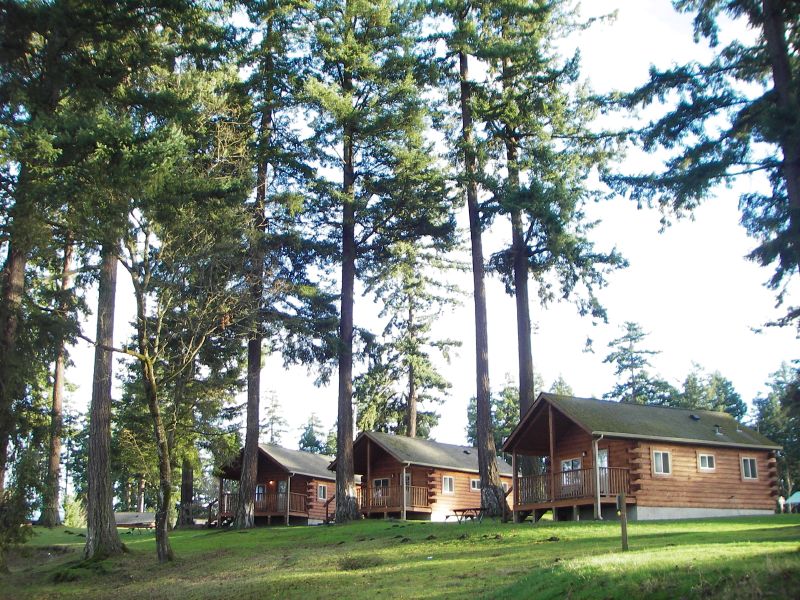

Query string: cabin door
278 480 287 511
598 449 609 495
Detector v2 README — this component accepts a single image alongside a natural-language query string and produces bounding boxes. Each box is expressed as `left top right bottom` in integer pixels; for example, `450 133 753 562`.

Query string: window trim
442 476 455 494
373 477 389 489
560 457 582 472
317 484 327 501
741 456 758 481
470 478 480 492
652 449 672 476
697 452 716 472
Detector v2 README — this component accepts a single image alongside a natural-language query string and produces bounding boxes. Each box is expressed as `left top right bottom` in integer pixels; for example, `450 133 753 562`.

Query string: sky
65 0 798 449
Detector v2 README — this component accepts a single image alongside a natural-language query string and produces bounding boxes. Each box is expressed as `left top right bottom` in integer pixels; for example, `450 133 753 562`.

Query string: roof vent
690 414 701 421
462 449 471 455
714 424 723 435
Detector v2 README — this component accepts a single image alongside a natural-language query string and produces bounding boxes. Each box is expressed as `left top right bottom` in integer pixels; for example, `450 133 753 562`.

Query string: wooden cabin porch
357 484 431 517
514 466 633 518
218 490 308 524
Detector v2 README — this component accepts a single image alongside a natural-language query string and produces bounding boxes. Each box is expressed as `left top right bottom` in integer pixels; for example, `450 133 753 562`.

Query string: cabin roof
503 393 781 452
257 444 336 480
345 431 513 476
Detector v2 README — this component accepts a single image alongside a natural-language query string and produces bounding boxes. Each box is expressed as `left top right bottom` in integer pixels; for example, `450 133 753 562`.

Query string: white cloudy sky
65 0 798 448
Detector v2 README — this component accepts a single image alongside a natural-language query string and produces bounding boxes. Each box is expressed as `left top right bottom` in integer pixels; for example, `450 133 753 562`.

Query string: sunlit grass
2 515 798 599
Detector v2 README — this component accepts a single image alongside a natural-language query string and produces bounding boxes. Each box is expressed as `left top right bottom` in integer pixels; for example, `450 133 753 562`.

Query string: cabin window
255 484 265 500
741 457 758 480
560 458 581 486
653 450 671 475
374 478 390 494
317 484 327 500
470 479 480 492
442 476 455 494
698 453 716 471
502 482 509 492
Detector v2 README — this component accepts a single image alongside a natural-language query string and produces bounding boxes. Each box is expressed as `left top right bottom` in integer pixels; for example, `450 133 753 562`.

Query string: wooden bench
114 512 156 531
446 507 485 524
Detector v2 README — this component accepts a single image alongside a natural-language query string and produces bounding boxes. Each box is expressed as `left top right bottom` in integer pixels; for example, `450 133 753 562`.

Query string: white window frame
698 453 716 472
442 476 455 494
470 478 480 492
317 484 327 501
501 481 509 492
741 456 758 480
652 450 672 476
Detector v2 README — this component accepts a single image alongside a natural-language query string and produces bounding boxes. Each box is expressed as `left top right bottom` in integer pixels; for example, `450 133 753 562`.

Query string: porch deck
219 491 308 518
357 485 431 515
515 467 632 511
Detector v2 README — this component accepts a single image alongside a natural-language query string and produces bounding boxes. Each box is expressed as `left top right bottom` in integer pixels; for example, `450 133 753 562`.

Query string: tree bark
762 0 800 268
0 241 26 493
406 303 417 438
335 60 360 523
458 47 504 516
137 475 145 512
84 245 123 560
141 357 174 562
40 240 74 527
177 458 193 527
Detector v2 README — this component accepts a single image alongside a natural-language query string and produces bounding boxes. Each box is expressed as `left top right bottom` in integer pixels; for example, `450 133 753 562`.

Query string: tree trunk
84 245 123 560
137 475 145 512
406 303 417 438
236 77 273 530
141 357 174 562
335 62 359 523
0 241 27 492
40 240 74 527
177 458 193 527
458 48 504 516
762 0 800 269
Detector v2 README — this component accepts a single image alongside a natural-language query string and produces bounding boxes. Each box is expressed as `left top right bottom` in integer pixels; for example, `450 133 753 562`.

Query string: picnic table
447 507 485 524
114 512 156 531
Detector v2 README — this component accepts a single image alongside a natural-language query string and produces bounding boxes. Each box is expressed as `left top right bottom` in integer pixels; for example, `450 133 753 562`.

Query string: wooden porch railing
220 491 308 514
517 467 629 505
356 485 429 510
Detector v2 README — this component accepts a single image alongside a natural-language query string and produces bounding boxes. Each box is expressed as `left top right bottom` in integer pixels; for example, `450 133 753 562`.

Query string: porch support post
592 436 602 520
401 465 407 520
548 404 556 521
218 477 225 528
285 474 292 525
366 437 371 513
512 451 519 523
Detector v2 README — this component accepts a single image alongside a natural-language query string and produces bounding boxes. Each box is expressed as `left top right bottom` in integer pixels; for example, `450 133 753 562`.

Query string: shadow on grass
489 547 800 600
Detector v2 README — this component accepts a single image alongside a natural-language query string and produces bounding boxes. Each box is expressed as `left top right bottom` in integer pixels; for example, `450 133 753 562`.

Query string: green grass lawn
2 515 799 599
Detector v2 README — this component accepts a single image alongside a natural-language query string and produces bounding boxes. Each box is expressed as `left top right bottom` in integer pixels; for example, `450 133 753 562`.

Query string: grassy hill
2 515 799 599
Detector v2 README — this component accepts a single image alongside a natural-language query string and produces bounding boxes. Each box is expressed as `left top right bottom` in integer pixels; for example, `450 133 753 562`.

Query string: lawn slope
2 515 798 599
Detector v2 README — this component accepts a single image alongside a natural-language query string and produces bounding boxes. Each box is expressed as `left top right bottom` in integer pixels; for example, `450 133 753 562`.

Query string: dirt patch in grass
338 555 385 571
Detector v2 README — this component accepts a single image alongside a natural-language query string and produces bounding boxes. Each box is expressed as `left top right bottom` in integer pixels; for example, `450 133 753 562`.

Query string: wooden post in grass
617 492 628 551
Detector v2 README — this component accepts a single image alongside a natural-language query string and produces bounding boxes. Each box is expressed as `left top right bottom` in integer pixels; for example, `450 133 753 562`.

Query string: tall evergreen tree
307 0 454 522
603 321 677 405
298 414 325 454
430 0 506 516
234 0 336 530
610 0 800 327
477 0 624 423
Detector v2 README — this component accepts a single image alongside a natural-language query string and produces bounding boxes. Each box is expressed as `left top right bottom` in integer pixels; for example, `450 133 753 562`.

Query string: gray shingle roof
359 431 513 475
505 393 780 451
258 444 335 480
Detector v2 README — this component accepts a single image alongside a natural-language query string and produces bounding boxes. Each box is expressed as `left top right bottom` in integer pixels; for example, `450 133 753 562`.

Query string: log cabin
218 444 339 525
330 431 514 521
502 393 781 522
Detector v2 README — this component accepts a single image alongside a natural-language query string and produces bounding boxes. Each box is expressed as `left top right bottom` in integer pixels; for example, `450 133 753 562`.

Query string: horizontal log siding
633 443 776 510
306 477 336 521
553 424 592 469
428 467 512 514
